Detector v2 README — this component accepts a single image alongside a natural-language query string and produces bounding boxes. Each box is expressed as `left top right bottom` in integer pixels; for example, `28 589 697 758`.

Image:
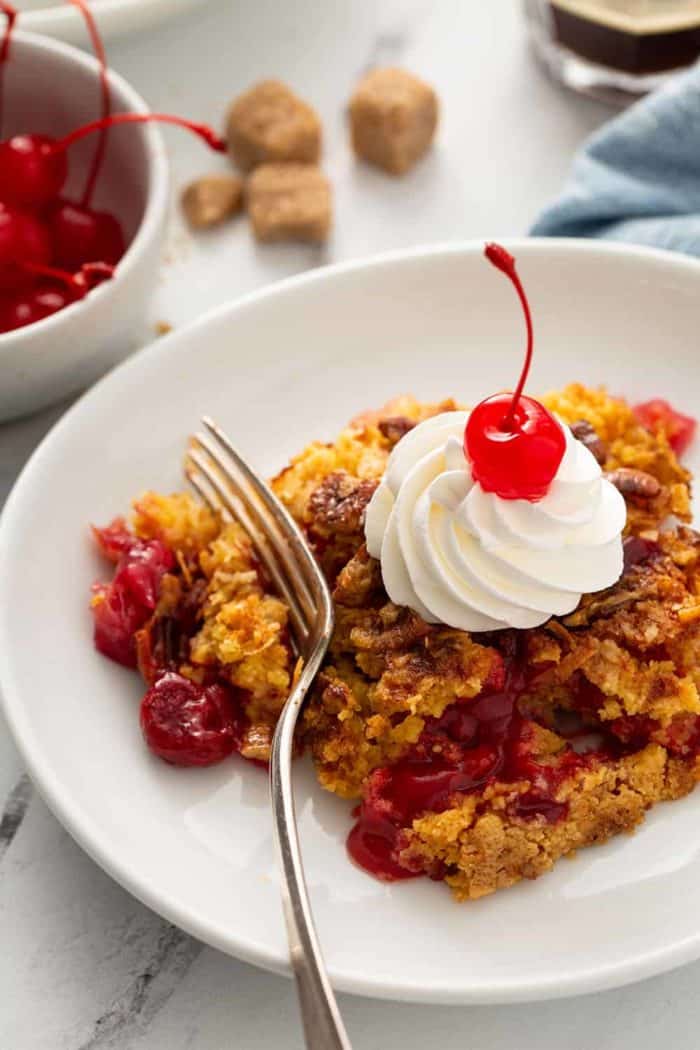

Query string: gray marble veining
0 775 33 866
76 927 201 1050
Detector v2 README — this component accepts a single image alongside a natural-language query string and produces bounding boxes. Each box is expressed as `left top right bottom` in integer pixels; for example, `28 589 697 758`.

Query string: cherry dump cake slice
270 386 698 899
90 383 698 900
89 245 699 902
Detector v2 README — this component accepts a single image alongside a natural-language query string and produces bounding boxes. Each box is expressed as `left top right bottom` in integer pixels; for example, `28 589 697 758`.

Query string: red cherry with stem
73 260 115 292
48 112 226 267
0 202 51 291
464 243 566 502
21 258 115 296
0 283 74 333
49 199 125 268
0 260 115 332
0 111 225 219
0 2 108 208
0 133 69 207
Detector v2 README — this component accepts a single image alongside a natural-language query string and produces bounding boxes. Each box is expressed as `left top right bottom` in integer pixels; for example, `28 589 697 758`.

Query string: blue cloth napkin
531 63 700 256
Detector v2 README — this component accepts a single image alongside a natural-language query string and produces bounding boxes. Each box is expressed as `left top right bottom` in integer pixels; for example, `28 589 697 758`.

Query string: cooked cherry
92 518 135 561
634 398 697 457
140 673 241 767
92 535 175 668
464 244 566 502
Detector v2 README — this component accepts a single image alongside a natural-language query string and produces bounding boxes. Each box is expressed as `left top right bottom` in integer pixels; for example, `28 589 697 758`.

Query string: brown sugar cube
226 80 321 173
349 67 438 175
181 173 244 229
246 163 331 244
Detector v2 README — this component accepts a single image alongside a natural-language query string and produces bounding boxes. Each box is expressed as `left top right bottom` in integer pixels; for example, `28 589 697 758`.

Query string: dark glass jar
524 0 700 103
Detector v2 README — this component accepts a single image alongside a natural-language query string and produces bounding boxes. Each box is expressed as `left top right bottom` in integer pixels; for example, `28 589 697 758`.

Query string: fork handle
270 662 353 1050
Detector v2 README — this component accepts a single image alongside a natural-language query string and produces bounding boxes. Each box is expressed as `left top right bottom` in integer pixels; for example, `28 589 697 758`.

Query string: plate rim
3 238 700 1004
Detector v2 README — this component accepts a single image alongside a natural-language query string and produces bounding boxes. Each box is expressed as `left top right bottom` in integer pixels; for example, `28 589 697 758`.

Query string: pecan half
350 603 432 652
606 467 662 499
239 722 273 762
308 472 378 535
378 416 416 446
570 419 607 465
562 589 645 628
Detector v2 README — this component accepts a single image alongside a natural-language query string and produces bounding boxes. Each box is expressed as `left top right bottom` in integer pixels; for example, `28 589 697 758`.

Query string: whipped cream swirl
364 411 626 631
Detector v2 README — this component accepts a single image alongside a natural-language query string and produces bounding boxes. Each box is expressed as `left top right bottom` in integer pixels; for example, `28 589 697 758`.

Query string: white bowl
0 31 168 421
2 240 700 1004
12 0 206 44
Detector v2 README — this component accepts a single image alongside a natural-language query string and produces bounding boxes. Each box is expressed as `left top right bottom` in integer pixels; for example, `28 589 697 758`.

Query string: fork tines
185 417 317 648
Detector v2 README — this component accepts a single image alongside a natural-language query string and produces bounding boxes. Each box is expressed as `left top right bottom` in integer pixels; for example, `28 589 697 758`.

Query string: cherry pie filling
347 638 595 882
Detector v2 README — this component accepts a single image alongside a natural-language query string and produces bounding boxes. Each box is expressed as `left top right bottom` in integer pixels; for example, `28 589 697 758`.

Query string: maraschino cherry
0 201 51 289
0 283 72 331
0 2 107 209
0 258 115 329
0 113 226 215
0 0 228 333
49 199 125 269
0 134 67 207
0 113 226 277
464 243 566 502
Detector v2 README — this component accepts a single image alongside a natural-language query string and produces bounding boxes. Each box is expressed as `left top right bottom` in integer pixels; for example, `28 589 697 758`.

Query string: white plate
2 241 700 1005
12 0 205 43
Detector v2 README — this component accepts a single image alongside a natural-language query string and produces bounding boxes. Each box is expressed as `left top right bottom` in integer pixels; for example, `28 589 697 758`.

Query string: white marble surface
4 2 700 1048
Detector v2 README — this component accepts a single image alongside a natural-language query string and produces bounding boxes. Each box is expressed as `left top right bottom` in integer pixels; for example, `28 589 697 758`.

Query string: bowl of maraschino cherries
0 4 228 421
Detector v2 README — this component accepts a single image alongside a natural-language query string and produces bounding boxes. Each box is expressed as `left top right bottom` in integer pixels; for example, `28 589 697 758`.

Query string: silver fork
185 417 353 1050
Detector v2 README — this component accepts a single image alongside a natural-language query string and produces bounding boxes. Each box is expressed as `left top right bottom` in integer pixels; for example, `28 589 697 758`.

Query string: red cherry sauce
91 519 175 668
347 638 589 882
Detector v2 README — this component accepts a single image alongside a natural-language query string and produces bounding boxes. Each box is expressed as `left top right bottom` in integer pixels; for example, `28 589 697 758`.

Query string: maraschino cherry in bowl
0 29 168 421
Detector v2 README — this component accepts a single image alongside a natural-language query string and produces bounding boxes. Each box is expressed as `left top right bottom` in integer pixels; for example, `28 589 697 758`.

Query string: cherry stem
55 112 228 154
0 2 17 140
484 242 534 433
20 259 115 296
0 2 15 62
69 0 111 209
